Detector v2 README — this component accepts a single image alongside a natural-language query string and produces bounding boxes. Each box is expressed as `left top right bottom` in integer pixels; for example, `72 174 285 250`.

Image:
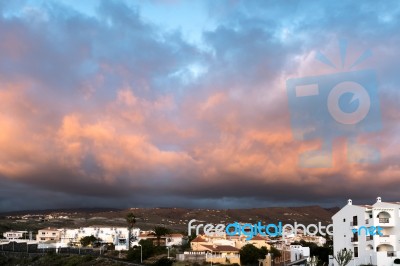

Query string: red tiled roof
39 227 59 231
139 233 156 238
201 244 240 252
250 235 267 241
191 236 207 242
167 234 183 238
139 233 183 239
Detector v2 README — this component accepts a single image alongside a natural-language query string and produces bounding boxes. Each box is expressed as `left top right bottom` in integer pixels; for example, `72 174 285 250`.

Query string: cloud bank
0 0 399 211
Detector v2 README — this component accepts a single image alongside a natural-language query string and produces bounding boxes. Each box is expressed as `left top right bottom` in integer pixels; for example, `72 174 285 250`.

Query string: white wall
332 199 400 266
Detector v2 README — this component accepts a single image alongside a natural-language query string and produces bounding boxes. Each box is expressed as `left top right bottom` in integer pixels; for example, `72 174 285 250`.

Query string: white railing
379 218 390 223
207 254 240 258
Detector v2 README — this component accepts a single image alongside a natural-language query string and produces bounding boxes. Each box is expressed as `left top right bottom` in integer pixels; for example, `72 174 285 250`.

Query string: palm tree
126 213 136 248
151 226 170 246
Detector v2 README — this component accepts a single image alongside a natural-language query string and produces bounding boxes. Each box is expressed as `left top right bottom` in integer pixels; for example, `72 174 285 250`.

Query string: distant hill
0 206 338 233
0 208 121 216
324 207 340 215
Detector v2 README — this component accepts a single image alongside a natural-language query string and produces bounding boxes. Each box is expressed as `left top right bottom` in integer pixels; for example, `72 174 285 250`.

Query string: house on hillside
36 227 61 242
3 230 26 240
139 231 186 247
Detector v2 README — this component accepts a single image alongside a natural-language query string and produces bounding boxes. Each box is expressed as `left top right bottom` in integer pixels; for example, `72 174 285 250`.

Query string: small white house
166 233 186 247
138 231 186 247
3 231 26 240
290 245 310 262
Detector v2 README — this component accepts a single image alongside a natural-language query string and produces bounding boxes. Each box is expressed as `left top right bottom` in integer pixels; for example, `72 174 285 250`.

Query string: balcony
379 218 389 223
350 221 358 227
387 251 395 257
351 237 358 244
374 217 394 227
378 235 395 245
366 235 373 241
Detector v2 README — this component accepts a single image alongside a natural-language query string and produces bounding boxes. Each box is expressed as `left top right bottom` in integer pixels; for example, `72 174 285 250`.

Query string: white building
58 226 140 250
331 197 400 266
138 231 186 247
3 231 26 240
290 244 310 262
165 233 186 247
37 227 61 242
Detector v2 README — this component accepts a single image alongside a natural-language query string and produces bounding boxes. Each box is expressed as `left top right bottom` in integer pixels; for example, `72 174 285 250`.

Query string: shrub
153 257 173 266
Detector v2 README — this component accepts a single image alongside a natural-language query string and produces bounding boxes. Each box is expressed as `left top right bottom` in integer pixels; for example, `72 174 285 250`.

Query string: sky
0 0 399 211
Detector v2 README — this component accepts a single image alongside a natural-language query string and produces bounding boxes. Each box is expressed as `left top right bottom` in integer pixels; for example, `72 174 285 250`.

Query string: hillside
0 206 339 233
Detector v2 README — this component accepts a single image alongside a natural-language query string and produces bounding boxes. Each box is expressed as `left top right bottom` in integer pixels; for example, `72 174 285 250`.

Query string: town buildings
58 226 140 250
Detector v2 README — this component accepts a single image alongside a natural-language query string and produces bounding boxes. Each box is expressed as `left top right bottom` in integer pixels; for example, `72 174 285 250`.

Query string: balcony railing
366 235 373 241
387 251 395 257
365 219 369 224
350 221 358 226
379 235 392 244
351 237 358 242
379 218 390 223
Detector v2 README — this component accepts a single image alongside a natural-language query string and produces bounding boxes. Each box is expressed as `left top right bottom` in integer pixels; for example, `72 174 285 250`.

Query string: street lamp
137 244 142 263
166 246 170 259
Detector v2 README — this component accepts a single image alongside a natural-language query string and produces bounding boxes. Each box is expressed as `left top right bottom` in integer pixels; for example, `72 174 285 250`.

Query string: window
354 247 358 258
52 233 56 235
42 232 45 235
352 216 358 226
343 218 346 222
388 251 395 257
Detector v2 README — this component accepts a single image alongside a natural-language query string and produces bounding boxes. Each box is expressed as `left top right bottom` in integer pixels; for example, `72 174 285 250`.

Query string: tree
80 235 98 247
126 213 136 248
260 246 268 257
269 246 281 261
153 257 173 266
334 248 353 266
239 244 267 265
151 226 170 246
127 239 154 262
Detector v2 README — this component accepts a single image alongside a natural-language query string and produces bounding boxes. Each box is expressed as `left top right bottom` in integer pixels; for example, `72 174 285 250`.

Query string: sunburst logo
287 40 381 168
